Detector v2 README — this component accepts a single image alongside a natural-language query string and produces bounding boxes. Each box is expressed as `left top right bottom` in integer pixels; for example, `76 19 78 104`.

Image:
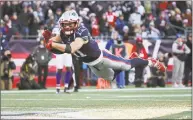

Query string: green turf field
1 87 192 119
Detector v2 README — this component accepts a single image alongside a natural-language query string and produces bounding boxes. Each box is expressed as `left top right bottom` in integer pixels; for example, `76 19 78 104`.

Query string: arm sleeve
76 28 91 44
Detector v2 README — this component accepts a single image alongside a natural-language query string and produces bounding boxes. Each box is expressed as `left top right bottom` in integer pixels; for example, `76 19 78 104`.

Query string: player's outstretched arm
43 30 85 54
51 37 85 54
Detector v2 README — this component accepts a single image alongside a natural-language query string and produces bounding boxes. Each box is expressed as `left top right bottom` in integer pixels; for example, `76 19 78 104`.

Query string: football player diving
42 10 166 83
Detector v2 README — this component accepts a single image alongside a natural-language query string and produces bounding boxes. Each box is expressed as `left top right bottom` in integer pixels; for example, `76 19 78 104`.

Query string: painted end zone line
1 87 192 94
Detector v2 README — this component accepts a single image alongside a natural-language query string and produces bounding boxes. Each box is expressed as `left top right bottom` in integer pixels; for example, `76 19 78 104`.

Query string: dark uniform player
42 10 166 82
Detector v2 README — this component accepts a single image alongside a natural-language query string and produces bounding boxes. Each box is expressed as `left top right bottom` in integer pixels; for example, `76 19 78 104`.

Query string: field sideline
1 87 192 119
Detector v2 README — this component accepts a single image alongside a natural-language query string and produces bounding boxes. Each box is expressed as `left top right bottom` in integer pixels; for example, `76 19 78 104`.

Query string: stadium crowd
0 1 192 39
0 1 192 89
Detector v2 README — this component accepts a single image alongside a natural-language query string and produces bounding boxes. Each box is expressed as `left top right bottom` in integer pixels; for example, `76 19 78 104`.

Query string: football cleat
64 87 70 93
148 58 166 72
56 89 60 94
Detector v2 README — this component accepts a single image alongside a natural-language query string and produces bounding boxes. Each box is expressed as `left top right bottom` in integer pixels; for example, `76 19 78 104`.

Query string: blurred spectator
28 5 39 37
164 23 177 36
11 1 22 15
17 55 41 90
176 1 187 13
122 25 130 41
79 8 91 32
146 52 167 87
115 14 126 34
0 1 191 38
99 13 108 35
10 12 21 38
3 15 12 35
141 24 149 38
2 2 13 16
134 1 145 18
144 13 155 29
89 13 100 36
172 34 190 87
0 20 6 35
129 7 142 26
130 36 148 87
121 1 135 21
184 33 192 87
155 11 167 36
186 1 192 9
36 6 45 23
45 9 55 30
105 6 117 28
0 31 10 55
32 39 52 89
0 50 16 90
54 8 62 23
182 9 192 27
157 1 169 12
18 6 29 36
144 1 151 15
170 14 183 33
148 22 161 39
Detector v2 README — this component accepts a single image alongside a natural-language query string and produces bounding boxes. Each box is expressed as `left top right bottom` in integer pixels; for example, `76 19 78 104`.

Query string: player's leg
88 50 165 81
102 50 148 71
120 71 125 88
55 54 64 93
178 61 185 87
89 65 115 81
71 55 81 92
102 50 165 72
172 56 181 87
116 74 120 88
37 64 42 87
42 65 48 89
63 53 73 92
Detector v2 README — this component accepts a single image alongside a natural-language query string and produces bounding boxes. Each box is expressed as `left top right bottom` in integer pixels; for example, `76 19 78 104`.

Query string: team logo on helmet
58 10 79 36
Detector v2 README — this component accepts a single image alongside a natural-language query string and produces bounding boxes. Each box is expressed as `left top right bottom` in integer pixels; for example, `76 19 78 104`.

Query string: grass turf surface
1 87 192 119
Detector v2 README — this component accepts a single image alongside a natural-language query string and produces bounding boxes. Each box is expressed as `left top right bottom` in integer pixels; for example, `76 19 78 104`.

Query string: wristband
65 44 72 53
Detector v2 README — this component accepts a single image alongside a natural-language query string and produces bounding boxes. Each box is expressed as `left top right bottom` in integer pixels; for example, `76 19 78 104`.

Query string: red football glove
42 30 52 43
42 30 53 50
45 40 53 50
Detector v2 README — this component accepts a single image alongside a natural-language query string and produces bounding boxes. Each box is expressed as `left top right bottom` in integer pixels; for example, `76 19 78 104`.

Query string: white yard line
1 94 191 101
1 87 192 94
1 107 83 109
1 99 191 102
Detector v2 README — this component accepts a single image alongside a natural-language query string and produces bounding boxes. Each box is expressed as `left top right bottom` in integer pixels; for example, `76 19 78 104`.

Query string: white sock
65 84 68 88
56 84 60 89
